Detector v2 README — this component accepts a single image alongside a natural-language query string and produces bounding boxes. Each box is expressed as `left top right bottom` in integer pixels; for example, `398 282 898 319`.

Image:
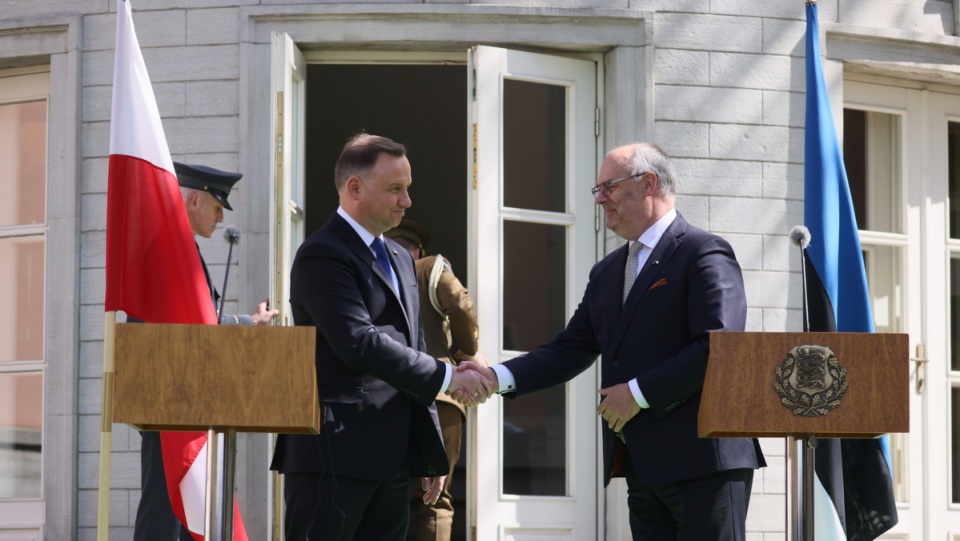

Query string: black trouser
134 431 193 541
283 470 411 541
625 458 754 541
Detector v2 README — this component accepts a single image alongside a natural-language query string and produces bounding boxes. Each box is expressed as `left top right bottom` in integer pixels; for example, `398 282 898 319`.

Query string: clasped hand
445 351 498 406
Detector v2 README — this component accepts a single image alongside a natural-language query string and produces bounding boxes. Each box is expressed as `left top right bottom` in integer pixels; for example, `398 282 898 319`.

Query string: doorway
304 64 469 280
304 62 471 541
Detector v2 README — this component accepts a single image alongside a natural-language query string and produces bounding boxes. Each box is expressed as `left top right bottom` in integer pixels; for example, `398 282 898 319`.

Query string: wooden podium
699 331 909 540
112 323 319 540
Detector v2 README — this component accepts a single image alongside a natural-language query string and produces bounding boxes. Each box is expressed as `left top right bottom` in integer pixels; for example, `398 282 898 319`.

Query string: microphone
790 225 811 333
218 226 242 324
789 225 811 250
224 225 242 245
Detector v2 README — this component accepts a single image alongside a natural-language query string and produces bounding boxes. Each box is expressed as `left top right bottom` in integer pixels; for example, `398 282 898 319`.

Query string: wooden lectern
699 331 909 540
112 323 319 540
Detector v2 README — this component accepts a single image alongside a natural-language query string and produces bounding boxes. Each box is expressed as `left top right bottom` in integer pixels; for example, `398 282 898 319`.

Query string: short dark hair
334 133 407 190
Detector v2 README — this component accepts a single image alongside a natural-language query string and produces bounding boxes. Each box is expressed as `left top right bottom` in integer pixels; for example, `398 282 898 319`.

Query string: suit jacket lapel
330 214 414 337
611 216 687 354
332 215 398 296
386 244 419 335
196 243 218 312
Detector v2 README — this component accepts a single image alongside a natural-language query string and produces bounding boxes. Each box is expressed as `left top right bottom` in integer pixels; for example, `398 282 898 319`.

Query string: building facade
0 0 957 539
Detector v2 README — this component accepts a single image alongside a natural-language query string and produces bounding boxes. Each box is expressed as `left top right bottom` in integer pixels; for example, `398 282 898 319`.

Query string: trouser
134 431 193 541
410 402 463 541
625 457 754 541
284 469 411 541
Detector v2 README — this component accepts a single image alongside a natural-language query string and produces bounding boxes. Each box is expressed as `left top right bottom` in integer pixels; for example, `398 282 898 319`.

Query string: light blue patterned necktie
623 241 642 304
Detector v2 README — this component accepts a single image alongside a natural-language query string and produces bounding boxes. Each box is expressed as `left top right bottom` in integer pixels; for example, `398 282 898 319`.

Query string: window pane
502 80 566 213
502 221 566 350
0 100 46 227
953 386 960 503
502 385 565 496
502 220 566 496
843 108 902 234
0 372 42 499
0 237 44 362
863 245 902 334
950 122 960 238
952 257 960 371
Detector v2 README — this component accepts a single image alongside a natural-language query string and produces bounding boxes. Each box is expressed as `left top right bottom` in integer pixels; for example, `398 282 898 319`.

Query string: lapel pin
392 250 398 255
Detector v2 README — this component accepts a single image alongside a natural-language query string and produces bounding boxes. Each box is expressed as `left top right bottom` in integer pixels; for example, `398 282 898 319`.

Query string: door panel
268 32 305 541
470 45 598 540
844 77 960 540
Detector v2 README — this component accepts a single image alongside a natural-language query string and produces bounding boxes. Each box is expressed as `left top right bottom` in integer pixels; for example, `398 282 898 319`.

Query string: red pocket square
648 278 667 290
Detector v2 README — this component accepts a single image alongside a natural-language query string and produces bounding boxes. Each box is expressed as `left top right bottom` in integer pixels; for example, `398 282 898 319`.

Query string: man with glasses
456 142 765 540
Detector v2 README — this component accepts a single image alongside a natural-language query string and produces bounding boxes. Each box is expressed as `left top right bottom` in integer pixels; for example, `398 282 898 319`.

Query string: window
0 74 47 500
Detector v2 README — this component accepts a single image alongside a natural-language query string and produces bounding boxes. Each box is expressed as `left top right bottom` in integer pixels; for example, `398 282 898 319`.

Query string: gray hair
622 142 677 197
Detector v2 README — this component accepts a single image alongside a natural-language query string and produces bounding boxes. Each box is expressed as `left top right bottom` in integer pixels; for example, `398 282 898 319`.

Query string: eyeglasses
590 172 646 198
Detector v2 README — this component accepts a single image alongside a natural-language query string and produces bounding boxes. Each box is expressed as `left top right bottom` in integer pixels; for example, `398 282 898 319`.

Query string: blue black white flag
802 2 899 539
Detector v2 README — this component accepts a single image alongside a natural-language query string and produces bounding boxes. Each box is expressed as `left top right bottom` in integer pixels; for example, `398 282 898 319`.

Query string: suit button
612 359 619 367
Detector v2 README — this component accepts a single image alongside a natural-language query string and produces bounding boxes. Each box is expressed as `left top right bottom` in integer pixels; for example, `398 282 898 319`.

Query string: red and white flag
105 1 247 538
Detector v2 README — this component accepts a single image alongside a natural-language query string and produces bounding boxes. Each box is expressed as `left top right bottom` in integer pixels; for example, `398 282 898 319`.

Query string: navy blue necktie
371 237 398 292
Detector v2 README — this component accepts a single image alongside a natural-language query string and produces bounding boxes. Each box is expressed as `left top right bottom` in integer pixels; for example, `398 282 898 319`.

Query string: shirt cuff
629 378 650 409
491 364 516 393
439 363 453 394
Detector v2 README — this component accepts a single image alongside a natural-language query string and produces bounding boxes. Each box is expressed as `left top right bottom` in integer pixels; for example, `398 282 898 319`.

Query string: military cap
174 162 242 211
387 219 431 250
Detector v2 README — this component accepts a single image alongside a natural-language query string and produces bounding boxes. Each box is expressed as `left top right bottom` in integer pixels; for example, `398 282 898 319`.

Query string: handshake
445 351 500 407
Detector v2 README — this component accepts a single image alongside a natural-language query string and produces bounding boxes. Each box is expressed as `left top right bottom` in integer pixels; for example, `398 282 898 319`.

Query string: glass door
469 45 600 541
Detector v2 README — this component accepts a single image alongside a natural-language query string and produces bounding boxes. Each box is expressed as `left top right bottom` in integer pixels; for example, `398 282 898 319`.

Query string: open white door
270 32 306 327
469 45 600 541
268 31 305 540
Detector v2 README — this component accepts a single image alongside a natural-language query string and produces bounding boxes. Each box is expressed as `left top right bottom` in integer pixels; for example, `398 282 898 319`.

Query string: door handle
910 343 928 394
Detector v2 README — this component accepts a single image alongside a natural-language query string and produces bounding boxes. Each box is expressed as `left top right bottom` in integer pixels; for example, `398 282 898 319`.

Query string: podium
699 331 909 539
112 323 319 540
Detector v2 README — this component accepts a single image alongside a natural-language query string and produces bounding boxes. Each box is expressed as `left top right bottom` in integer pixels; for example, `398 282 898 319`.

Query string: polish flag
104 1 247 538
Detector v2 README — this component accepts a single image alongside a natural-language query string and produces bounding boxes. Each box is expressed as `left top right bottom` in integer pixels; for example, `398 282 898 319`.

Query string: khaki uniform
412 255 478 540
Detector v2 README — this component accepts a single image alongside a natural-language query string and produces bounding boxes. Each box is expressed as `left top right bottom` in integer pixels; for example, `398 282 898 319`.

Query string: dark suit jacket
502 213 765 485
270 212 449 480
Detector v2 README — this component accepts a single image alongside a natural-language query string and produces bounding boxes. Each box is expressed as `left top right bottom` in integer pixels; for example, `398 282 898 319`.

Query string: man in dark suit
456 143 765 540
270 134 492 541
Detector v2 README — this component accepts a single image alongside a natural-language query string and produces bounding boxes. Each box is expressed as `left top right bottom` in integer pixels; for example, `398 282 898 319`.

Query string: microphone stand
210 227 238 540
797 240 815 541
217 238 236 325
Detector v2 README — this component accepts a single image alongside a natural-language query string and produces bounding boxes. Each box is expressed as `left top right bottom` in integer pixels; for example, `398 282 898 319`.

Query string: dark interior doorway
305 63 469 281
304 62 471 541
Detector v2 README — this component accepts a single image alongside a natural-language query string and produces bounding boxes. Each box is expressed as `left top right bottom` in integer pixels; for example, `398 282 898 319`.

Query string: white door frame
268 32 306 540
844 73 960 540
470 45 600 541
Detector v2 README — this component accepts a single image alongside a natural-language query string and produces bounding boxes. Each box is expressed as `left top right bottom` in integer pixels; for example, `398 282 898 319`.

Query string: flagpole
97 310 117 541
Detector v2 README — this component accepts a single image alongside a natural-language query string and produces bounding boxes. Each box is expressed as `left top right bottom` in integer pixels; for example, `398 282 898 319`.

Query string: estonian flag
802 2 898 539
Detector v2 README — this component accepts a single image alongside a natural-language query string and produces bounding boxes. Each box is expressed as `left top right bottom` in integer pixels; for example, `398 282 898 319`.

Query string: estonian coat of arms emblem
774 345 848 417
